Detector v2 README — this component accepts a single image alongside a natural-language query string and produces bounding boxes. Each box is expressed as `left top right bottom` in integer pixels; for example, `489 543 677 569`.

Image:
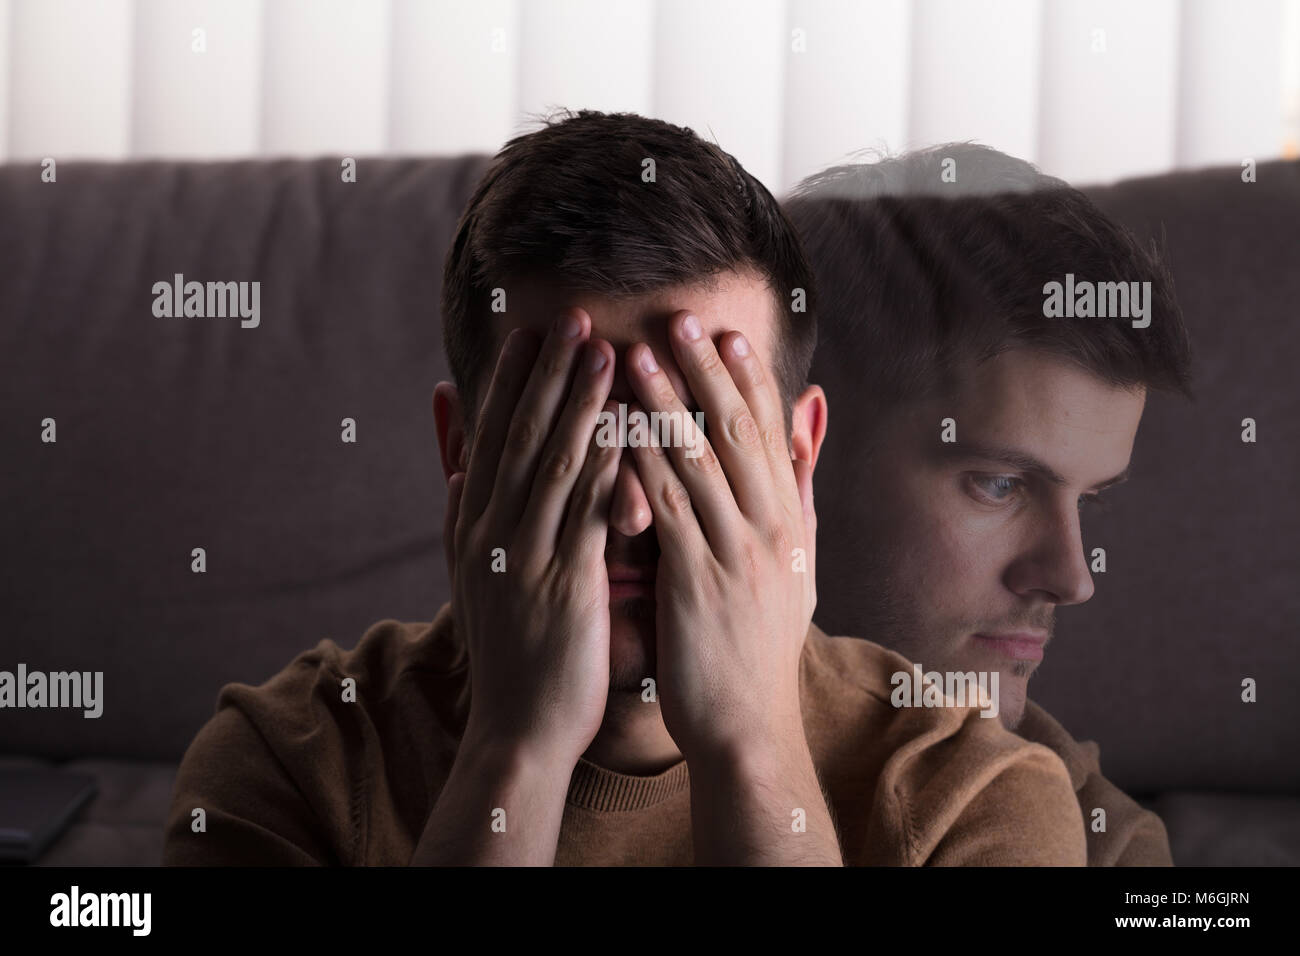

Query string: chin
997 685 1028 731
609 598 656 693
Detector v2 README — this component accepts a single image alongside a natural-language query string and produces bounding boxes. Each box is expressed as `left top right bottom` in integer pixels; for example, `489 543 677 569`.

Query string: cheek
897 484 1005 607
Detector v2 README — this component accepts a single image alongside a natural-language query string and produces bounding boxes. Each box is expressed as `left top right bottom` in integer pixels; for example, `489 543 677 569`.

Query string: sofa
1 153 1296 866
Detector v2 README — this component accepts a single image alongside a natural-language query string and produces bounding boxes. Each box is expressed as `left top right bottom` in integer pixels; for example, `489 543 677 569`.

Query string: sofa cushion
0 755 176 866
0 156 492 762
1146 791 1300 866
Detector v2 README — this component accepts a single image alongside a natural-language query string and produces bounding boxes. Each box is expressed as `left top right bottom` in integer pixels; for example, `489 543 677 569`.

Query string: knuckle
686 445 721 476
575 387 603 415
760 421 785 453
725 410 760 448
655 379 679 407
762 522 790 555
574 476 604 514
660 480 693 515
507 417 542 452
541 447 575 482
541 348 570 378
695 347 723 376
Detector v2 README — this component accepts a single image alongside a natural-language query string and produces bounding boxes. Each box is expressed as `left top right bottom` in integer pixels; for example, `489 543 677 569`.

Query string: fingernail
639 347 659 373
558 313 581 338
681 314 702 340
588 344 607 372
732 334 750 356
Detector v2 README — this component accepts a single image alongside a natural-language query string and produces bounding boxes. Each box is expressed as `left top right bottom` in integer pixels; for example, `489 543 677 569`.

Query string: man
163 113 1085 866
782 143 1190 865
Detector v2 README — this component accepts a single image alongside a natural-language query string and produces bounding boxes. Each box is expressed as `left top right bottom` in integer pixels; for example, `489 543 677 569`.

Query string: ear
433 382 469 481
790 383 828 471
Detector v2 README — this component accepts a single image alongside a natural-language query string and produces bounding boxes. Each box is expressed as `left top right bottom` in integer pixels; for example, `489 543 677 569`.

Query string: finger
717 328 796 492
666 313 772 515
625 342 739 548
444 471 466 585
624 401 708 559
557 399 624 568
461 328 542 524
490 309 592 532
518 339 615 552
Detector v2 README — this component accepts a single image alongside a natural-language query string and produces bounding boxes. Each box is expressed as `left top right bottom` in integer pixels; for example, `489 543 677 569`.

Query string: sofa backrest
1037 162 1300 792
1 155 491 761
3 154 1296 794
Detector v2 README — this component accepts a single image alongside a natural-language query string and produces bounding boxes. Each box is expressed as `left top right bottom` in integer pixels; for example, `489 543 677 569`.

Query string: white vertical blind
783 0 912 189
1037 0 1181 184
261 0 391 156
1177 0 1285 168
517 0 654 124
0 0 1294 187
389 0 519 154
908 0 1042 162
0 0 10 159
653 0 787 192
9 0 135 159
132 0 264 157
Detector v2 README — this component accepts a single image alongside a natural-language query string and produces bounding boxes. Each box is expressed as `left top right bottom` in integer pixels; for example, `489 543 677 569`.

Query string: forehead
898 348 1146 481
489 270 779 406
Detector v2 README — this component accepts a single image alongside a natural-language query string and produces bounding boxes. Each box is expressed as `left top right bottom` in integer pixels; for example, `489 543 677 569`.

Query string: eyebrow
944 440 1130 492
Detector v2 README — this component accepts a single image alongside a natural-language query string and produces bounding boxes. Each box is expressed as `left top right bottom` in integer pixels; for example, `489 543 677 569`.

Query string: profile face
478 270 782 693
836 348 1146 729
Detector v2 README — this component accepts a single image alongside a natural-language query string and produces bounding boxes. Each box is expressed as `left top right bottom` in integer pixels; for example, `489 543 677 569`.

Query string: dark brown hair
782 143 1193 432
441 109 817 430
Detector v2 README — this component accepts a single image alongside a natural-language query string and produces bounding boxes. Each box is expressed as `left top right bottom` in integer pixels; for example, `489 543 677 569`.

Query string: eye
968 474 1023 504
1077 493 1107 513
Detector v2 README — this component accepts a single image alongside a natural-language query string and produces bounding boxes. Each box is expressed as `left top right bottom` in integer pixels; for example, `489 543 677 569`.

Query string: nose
609 453 653 537
1004 501 1096 607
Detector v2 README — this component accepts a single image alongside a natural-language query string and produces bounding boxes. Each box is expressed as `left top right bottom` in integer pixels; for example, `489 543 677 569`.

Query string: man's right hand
412 310 620 866
446 309 621 769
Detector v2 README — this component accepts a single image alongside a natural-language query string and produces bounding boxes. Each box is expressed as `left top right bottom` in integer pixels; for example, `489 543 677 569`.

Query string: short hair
782 143 1192 432
441 109 817 431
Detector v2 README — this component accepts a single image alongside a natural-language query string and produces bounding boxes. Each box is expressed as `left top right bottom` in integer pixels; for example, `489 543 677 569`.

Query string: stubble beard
609 596 656 693
837 534 1045 731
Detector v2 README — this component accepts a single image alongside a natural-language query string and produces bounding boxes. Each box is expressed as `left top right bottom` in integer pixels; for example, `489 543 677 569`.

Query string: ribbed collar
427 602 831 813
566 755 690 812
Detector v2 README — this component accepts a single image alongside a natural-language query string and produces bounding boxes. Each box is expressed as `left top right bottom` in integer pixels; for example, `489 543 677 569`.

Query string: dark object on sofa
1 155 1295 865
0 767 97 862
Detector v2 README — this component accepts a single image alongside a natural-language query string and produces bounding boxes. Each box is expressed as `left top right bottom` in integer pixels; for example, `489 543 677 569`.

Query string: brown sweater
1016 700 1174 866
163 603 1087 866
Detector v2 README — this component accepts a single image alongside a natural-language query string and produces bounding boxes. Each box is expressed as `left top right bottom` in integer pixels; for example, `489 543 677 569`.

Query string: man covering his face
163 117 1087 866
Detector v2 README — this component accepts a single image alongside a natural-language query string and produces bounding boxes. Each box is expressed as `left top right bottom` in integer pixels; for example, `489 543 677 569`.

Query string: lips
606 562 655 582
608 563 655 598
972 631 1047 662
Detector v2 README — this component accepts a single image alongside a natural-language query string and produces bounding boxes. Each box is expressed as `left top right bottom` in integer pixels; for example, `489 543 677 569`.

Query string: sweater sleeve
162 703 337 866
921 740 1088 867
1073 752 1174 866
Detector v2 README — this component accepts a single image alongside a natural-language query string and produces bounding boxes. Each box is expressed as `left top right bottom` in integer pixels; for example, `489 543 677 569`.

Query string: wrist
459 718 581 784
683 710 809 781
